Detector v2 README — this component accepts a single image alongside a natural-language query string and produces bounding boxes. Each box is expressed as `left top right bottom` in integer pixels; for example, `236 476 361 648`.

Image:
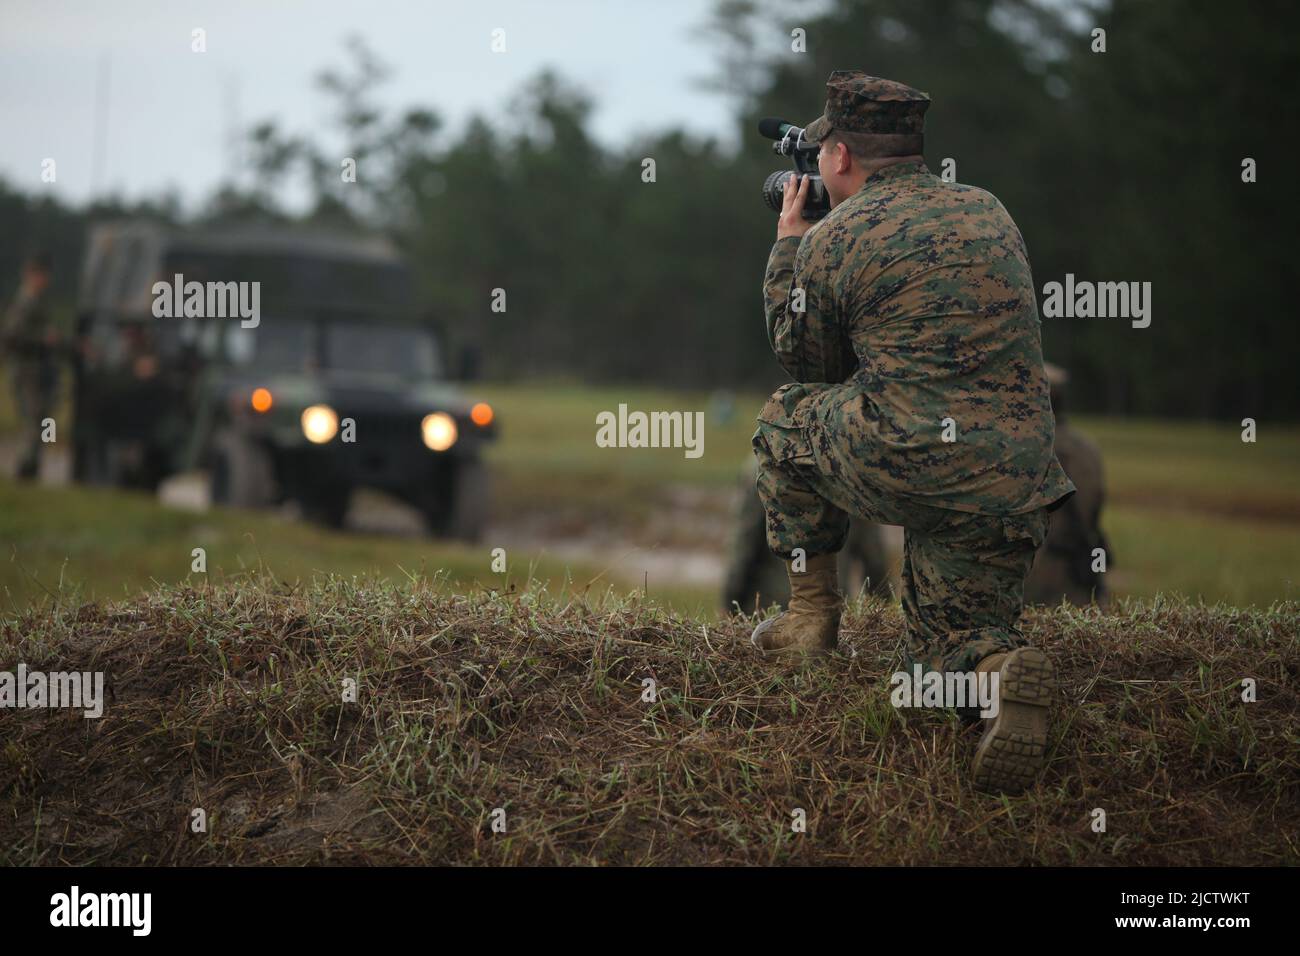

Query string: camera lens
762 170 790 212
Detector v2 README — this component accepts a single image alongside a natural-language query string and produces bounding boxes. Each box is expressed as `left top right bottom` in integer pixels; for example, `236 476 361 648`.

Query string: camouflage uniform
2 276 57 479
723 456 892 613
736 380 1109 616
754 73 1074 674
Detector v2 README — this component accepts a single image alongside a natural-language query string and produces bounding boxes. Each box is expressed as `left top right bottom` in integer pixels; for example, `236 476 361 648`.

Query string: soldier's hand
777 173 814 241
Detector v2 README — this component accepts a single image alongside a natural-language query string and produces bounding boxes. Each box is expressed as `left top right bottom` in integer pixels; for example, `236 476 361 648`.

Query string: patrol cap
803 71 930 156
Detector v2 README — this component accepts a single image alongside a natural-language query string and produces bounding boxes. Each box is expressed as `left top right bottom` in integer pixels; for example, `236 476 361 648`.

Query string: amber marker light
470 402 494 427
251 388 273 413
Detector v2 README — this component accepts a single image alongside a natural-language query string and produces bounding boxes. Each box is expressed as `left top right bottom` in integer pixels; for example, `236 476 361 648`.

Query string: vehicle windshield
225 319 315 371
323 322 440 378
162 249 416 315
216 319 440 377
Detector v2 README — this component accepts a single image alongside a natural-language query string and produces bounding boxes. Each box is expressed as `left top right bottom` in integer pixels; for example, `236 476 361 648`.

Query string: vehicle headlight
421 412 457 451
301 404 339 444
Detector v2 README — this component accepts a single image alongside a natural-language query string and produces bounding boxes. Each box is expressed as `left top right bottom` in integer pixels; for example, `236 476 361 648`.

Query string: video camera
759 118 830 221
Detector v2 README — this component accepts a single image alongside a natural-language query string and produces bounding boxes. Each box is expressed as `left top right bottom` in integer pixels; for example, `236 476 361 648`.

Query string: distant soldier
2 252 60 479
1025 363 1110 606
723 456 892 613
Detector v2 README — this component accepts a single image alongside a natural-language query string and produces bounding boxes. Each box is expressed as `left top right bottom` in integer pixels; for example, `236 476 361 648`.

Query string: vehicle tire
209 429 276 509
297 483 351 529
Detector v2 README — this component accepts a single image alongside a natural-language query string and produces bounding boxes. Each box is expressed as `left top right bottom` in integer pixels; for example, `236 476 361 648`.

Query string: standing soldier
750 72 1075 793
1025 363 1111 606
2 252 59 479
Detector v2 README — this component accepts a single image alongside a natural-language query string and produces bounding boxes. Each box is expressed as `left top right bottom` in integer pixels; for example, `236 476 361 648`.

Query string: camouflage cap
803 71 930 155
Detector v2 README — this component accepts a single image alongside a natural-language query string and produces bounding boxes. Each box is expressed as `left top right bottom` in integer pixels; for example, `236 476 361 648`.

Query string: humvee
71 222 496 539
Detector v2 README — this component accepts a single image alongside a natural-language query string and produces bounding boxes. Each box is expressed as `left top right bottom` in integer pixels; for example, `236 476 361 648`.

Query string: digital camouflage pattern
722 456 892 613
754 157 1074 673
737 411 1108 623
753 432 1050 672
760 160 1072 515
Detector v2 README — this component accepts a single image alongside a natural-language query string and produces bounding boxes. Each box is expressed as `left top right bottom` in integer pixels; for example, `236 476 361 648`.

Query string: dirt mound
2 579 1297 865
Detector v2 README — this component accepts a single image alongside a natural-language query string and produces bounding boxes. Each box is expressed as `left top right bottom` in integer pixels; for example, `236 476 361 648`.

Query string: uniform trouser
753 416 1049 675
8 362 53 478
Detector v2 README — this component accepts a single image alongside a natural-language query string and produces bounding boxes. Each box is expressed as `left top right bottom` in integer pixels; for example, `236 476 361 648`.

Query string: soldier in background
1025 362 1110 606
723 456 892 613
2 252 60 479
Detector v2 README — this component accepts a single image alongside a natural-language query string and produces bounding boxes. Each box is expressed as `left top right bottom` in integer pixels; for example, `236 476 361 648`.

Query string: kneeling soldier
751 72 1075 794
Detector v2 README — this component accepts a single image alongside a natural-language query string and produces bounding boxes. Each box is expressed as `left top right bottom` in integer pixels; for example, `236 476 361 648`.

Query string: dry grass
2 576 1297 865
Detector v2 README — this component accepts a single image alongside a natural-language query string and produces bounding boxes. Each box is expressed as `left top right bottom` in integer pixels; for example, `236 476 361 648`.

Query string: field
2 381 1299 613
2 381 1298 865
479 383 1300 607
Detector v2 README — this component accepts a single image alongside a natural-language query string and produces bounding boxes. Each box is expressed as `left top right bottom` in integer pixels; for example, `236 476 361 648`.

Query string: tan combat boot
970 646 1056 794
750 553 842 657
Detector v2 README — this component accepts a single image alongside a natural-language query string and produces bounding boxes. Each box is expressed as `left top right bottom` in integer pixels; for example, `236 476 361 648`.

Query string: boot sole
972 647 1055 794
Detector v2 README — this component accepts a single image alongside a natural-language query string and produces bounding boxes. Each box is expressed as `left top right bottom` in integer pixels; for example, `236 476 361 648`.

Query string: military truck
71 222 496 539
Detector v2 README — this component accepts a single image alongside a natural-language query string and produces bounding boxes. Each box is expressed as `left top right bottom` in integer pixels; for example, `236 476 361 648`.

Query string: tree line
3 0 1295 419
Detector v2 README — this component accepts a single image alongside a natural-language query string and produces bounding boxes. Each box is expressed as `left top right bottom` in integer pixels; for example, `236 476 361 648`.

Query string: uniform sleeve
762 231 852 384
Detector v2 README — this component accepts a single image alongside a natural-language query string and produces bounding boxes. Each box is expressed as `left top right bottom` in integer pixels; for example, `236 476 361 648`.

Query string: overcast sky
0 0 748 212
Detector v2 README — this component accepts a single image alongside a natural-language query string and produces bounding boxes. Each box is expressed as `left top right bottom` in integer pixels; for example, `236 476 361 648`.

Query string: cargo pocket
755 389 819 468
754 419 818 468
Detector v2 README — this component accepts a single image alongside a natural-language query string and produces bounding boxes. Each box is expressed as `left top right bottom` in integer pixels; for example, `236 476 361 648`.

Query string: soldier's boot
970 646 1056 794
750 553 842 657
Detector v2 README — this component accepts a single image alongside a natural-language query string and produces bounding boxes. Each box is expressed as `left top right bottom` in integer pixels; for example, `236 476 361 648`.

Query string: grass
1 378 1297 611
0 478 718 617
474 383 1300 605
1082 417 1300 517
473 382 755 535
474 381 1300 508
1105 505 1299 606
1 577 1296 865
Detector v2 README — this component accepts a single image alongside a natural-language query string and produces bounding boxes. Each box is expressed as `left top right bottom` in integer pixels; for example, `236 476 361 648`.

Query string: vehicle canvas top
79 222 418 321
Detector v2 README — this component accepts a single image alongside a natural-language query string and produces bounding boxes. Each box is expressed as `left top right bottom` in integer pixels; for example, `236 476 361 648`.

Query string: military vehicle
71 222 496 539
